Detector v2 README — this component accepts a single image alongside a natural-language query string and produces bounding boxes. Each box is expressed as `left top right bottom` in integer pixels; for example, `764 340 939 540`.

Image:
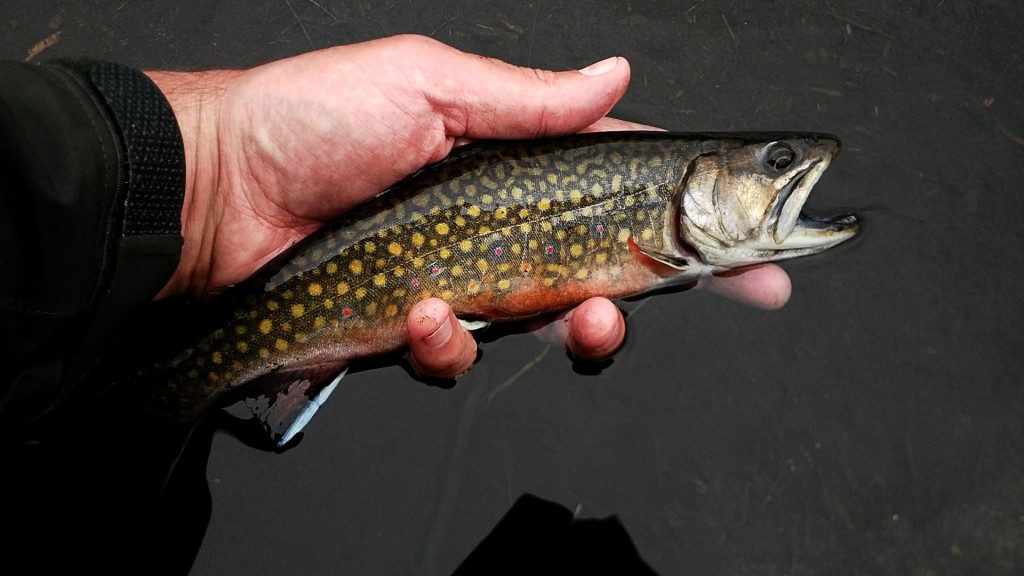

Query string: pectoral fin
628 236 694 273
458 319 491 331
234 366 347 448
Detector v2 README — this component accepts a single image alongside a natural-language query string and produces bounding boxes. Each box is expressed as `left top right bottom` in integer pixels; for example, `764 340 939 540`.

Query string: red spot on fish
493 246 504 257
342 308 353 317
410 277 421 288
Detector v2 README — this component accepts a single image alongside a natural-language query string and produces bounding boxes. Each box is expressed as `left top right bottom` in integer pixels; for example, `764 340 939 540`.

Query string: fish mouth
768 154 860 252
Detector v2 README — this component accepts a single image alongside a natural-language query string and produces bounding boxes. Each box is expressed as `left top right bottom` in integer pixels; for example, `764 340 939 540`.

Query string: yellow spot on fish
441 290 455 300
575 269 589 280
392 288 407 298
641 228 655 241
314 316 327 329
385 305 398 316
350 260 363 274
365 302 378 315
187 369 199 379
476 259 489 273
543 277 556 287
364 241 376 254
494 207 508 219
455 216 466 227
459 240 473 252
236 341 248 353
570 190 583 203
337 282 350 295
617 229 631 243
481 193 494 204
467 205 481 217
497 279 511 291
208 372 219 382
388 242 403 256
467 280 481 294
439 248 451 259
326 262 338 274
324 299 334 310
355 287 367 300
212 352 223 364
259 319 273 334
259 348 270 359
275 339 288 351
291 304 305 317
308 283 323 297
451 265 464 277
295 333 308 344
267 300 279 311
373 273 386 287
412 232 425 247
519 208 530 218
234 325 246 335
570 244 584 258
435 223 450 235
537 198 551 211
520 223 532 233
596 253 608 264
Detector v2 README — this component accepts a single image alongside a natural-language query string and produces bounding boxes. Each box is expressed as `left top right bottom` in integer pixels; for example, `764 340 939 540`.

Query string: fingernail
579 56 618 76
424 316 453 348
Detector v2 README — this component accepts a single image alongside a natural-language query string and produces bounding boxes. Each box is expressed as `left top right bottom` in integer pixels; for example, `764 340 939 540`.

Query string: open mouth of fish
765 154 860 252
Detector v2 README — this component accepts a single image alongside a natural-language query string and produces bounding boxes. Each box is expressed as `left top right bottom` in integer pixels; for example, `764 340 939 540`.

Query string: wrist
145 69 242 299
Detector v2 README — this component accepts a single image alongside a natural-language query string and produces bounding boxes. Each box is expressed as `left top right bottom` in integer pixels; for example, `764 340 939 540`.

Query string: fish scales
143 130 860 442
159 133 692 416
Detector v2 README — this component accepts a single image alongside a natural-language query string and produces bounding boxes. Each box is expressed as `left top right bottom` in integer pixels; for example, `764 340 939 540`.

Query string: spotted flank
142 131 859 448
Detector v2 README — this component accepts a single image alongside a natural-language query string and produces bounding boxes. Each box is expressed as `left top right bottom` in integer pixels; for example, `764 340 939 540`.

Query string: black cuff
88 62 185 237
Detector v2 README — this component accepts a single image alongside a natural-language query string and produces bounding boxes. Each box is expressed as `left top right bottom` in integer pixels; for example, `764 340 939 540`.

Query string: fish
136 131 860 453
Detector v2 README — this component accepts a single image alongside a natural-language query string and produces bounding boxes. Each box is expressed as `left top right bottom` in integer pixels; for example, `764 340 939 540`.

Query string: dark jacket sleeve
0 60 185 430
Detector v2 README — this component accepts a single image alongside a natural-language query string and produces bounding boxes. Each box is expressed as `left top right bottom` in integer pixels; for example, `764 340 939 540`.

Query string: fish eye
764 143 795 171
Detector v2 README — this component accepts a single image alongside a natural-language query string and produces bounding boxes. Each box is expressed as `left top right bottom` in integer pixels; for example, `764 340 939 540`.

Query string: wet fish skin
147 131 859 436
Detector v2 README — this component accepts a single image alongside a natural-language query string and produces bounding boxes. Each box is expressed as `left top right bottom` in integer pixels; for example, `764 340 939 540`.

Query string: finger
406 298 477 378
699 263 792 310
409 36 631 139
564 297 627 361
530 297 626 362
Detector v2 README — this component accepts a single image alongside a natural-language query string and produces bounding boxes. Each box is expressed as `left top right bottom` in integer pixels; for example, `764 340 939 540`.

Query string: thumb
411 37 632 139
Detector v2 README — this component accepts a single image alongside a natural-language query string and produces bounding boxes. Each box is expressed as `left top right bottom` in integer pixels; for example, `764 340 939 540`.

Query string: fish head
679 133 860 268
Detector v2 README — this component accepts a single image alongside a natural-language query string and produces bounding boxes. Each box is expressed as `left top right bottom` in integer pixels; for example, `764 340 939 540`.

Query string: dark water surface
4 1 1022 574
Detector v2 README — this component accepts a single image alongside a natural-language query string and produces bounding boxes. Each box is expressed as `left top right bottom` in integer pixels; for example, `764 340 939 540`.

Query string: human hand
145 34 790 379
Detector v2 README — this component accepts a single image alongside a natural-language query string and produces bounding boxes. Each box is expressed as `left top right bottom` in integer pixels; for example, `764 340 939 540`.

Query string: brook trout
143 131 859 448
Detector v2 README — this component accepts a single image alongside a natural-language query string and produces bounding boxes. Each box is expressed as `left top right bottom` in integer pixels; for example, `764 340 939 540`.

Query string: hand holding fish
145 34 793 379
